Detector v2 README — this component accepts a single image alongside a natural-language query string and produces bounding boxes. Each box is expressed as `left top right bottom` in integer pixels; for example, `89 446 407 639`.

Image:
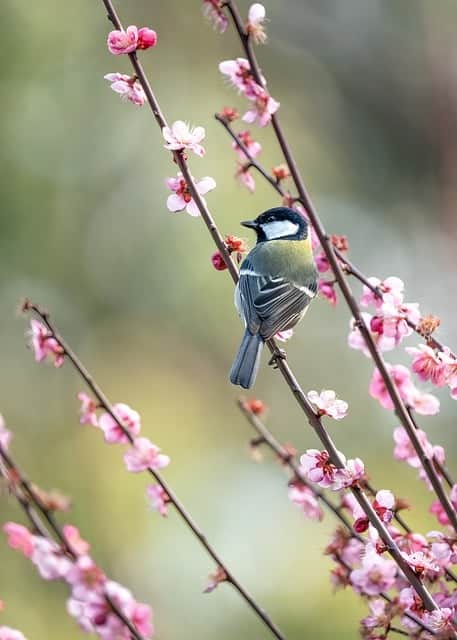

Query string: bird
230 206 317 389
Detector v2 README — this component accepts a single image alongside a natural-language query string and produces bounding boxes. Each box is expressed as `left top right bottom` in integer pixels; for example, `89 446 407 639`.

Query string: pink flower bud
137 27 157 50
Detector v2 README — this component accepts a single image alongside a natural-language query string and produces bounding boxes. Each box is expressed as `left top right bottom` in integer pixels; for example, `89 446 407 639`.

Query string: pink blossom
219 58 256 95
232 130 262 161
29 319 64 367
300 449 343 489
242 85 280 127
211 251 227 271
430 485 457 526
162 121 206 157
235 164 256 192
360 276 404 309
77 392 98 427
107 26 139 55
0 415 11 451
147 484 169 517
104 73 146 106
336 457 365 489
315 251 330 273
131 602 154 637
247 4 267 45
0 628 27 640
287 482 323 521
275 329 293 342
31 537 72 580
318 280 337 305
361 598 388 631
370 302 413 348
401 551 439 577
98 403 141 445
3 523 34 558
406 344 448 386
307 389 348 420
393 426 433 468
137 27 157 50
63 525 90 556
424 608 455 634
350 547 397 596
407 387 440 416
166 173 216 216
369 364 414 410
372 490 394 524
202 0 228 33
124 437 170 473
65 555 106 600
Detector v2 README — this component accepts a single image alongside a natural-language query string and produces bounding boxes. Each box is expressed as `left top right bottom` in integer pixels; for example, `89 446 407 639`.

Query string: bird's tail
229 330 263 389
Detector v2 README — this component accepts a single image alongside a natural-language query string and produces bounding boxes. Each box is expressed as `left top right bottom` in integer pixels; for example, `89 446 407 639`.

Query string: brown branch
92 0 442 617
25 301 285 640
0 443 144 640
222 0 457 535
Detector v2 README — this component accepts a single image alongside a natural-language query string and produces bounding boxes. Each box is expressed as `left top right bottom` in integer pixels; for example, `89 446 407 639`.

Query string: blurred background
1 0 457 638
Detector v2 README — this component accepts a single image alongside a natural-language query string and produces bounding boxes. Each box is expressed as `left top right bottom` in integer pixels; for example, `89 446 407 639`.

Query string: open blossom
104 73 146 106
29 319 64 367
232 130 262 161
0 628 27 640
107 26 157 55
98 403 141 444
407 387 440 416
336 457 365 489
402 550 439 577
63 525 90 557
370 302 414 348
350 547 397 596
235 164 256 192
300 449 343 489
352 489 393 533
77 392 98 427
242 85 280 127
31 537 72 580
124 437 170 473
424 608 456 634
219 58 256 95
406 344 448 386
0 415 11 451
162 120 206 157
288 482 323 521
202 0 228 33
361 598 389 632
360 276 404 309
393 426 434 468
247 3 267 44
3 523 34 558
166 173 216 216
147 484 169 517
369 364 414 410
307 390 348 420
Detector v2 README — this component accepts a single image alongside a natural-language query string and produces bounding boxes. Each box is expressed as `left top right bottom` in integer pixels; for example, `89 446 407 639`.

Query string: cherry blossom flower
219 58 257 96
0 415 11 451
430 485 457 527
104 73 146 106
318 280 337 305
393 426 434 468
315 251 330 274
107 25 139 55
63 526 90 556
350 547 397 596
307 390 348 420
124 437 170 473
137 27 157 50
0 627 27 640
77 392 98 427
247 3 267 44
242 85 280 127
336 457 365 489
235 164 256 192
165 173 216 216
98 403 141 445
361 598 389 632
372 490 395 523
162 121 206 157
275 329 294 342
65 555 106 600
31 537 72 580
401 550 440 580
202 0 228 33
370 302 414 348
424 608 455 634
232 130 262 161
369 364 414 410
407 387 440 416
406 344 448 387
29 319 64 367
3 523 34 558
300 449 343 489
288 482 323 521
147 484 169 517
360 276 404 309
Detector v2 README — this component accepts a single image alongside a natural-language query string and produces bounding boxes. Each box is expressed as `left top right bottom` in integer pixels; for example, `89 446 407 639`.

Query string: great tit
230 207 317 389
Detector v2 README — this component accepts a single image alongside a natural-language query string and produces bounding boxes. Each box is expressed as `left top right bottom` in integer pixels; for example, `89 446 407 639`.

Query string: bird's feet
268 348 287 369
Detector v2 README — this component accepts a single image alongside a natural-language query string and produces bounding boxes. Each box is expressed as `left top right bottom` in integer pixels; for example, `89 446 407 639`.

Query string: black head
241 207 309 243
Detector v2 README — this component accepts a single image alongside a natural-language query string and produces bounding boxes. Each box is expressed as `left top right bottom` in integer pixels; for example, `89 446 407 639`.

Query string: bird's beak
241 219 258 229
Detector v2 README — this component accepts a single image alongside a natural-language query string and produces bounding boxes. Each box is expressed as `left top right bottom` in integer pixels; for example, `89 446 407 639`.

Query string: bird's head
241 207 309 243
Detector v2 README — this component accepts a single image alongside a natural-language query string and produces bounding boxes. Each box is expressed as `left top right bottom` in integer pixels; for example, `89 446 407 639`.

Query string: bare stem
222 0 457 534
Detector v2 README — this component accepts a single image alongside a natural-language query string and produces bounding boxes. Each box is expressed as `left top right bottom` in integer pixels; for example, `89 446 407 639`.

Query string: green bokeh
1 1 457 638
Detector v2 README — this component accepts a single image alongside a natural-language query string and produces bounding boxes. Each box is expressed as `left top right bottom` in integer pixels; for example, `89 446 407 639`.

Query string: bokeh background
1 1 457 638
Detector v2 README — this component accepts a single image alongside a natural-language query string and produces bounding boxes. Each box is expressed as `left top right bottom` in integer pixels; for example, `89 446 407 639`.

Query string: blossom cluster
3 523 153 638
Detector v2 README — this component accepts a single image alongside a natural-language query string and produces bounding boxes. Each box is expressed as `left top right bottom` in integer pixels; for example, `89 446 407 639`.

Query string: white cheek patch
262 220 299 240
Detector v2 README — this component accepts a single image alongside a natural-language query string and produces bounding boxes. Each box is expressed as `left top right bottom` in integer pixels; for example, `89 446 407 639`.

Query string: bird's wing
238 258 317 340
